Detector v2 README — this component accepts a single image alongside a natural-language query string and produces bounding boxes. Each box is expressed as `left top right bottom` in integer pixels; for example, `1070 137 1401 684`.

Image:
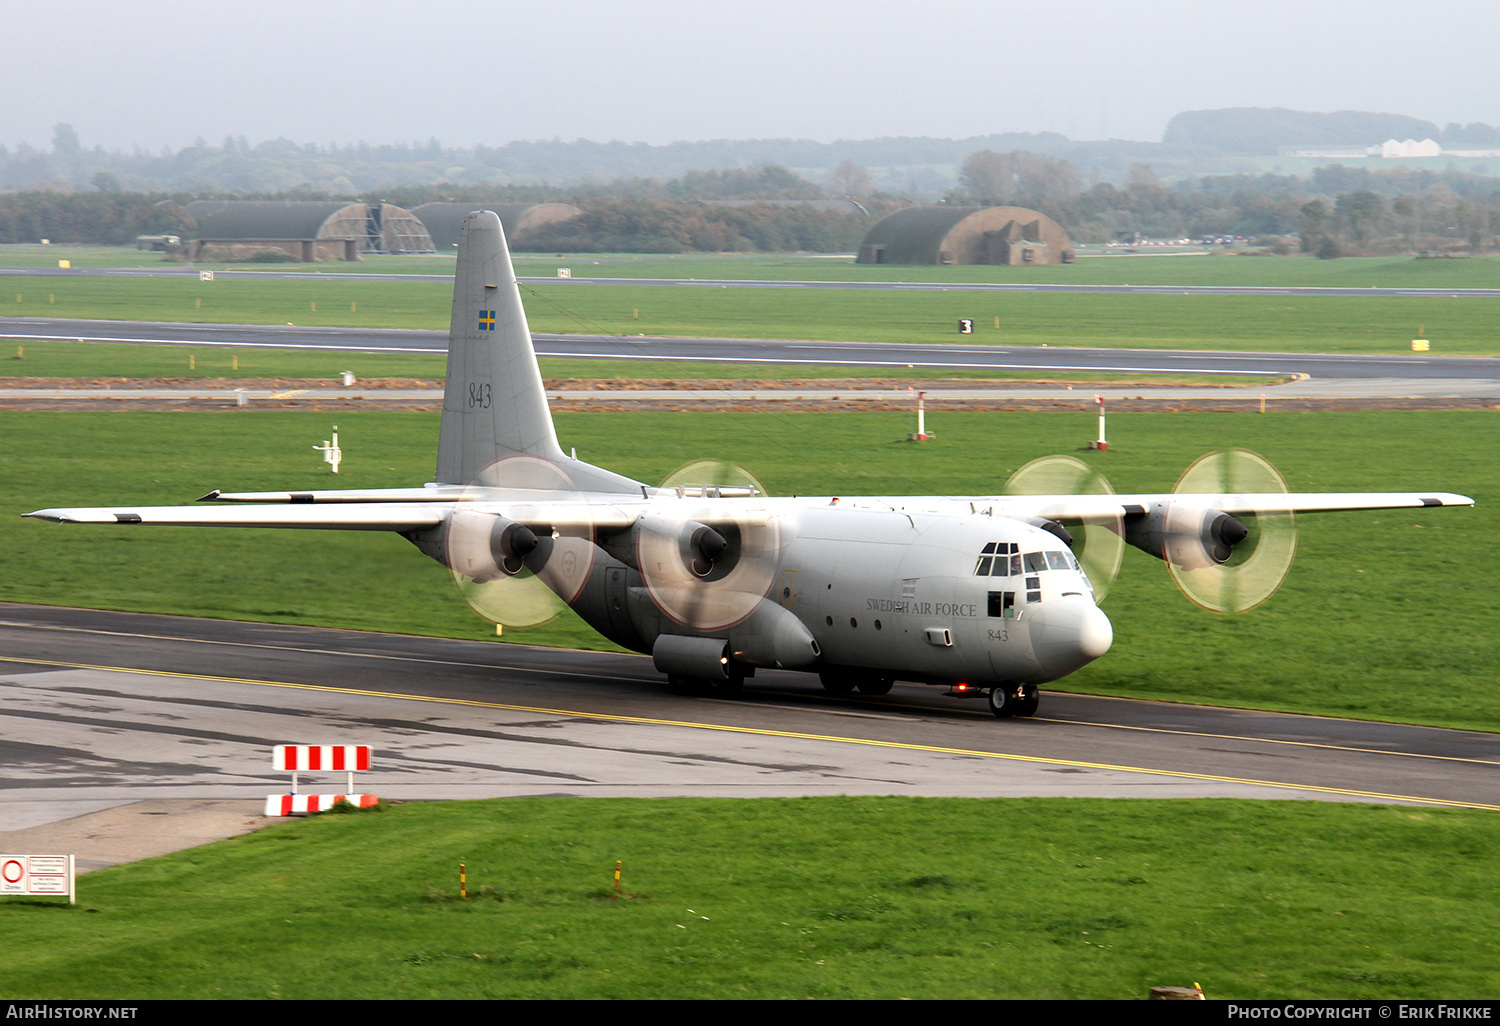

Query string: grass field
521 249 1500 290
5 273 1496 356
3 407 1493 731
3 797 1497 999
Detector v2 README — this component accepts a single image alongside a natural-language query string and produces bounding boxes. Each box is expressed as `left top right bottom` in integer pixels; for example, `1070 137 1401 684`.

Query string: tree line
3 151 1497 256
0 181 893 254
951 151 1500 254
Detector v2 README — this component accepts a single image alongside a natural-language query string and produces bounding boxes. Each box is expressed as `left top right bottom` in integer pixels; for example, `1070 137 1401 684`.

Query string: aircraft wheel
714 670 746 697
1014 685 1039 717
988 685 1016 719
818 670 857 695
856 675 895 696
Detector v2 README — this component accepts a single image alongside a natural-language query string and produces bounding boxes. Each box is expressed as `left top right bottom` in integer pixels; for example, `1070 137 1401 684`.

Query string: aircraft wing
24 498 641 532
200 487 468 504
987 491 1474 522
24 503 451 530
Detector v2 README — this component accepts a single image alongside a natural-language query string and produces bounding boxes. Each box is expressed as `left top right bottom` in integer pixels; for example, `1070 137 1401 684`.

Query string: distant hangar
857 205 1075 265
184 200 435 261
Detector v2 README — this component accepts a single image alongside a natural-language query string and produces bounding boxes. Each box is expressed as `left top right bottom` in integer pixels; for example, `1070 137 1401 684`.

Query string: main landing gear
988 683 1039 719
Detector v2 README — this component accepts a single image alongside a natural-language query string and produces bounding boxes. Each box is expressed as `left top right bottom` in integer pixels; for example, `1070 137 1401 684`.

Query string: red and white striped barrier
266 744 377 816
264 793 379 817
272 745 371 771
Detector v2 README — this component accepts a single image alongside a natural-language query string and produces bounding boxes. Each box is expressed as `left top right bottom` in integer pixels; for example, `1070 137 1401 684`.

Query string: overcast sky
3 0 1496 152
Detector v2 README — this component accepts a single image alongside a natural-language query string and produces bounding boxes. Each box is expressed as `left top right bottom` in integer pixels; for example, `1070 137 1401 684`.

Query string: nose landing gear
988 683 1039 719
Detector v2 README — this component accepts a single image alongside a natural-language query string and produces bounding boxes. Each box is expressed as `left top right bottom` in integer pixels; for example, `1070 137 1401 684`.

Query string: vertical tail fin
436 210 565 484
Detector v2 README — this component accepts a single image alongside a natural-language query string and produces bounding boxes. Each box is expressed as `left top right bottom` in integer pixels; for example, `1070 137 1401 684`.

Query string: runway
3 603 1496 852
3 317 1497 391
6 264 1500 299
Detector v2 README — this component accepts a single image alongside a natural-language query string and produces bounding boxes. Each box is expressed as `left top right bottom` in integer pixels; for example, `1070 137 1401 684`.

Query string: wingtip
197 489 221 502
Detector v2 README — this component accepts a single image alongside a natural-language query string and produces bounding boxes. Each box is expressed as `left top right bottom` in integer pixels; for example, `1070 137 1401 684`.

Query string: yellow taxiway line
6 654 1498 812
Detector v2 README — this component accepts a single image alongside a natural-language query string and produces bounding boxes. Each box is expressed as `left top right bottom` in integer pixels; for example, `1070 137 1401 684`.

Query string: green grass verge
0 244 458 275
2 408 1493 730
3 797 1497 999
0 338 448 379
4 270 1496 355
3 275 443 329
523 286 1496 355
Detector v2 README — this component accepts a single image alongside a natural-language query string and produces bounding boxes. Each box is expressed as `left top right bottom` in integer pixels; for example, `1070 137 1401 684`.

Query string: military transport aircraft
26 211 1473 719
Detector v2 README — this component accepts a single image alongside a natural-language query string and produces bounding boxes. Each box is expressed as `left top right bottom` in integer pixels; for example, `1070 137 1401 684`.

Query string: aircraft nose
1028 594 1113 678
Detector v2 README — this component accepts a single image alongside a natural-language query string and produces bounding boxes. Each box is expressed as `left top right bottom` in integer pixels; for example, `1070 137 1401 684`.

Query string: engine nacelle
1123 502 1247 570
445 509 539 582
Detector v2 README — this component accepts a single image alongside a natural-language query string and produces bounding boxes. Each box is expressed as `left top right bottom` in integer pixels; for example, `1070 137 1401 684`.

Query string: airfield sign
1 853 75 904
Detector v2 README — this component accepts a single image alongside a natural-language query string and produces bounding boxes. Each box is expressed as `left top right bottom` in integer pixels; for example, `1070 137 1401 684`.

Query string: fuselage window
1023 552 1049 573
1045 551 1071 571
974 556 993 576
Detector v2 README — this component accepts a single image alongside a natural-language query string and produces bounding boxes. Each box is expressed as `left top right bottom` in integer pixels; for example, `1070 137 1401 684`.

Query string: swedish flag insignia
478 309 496 331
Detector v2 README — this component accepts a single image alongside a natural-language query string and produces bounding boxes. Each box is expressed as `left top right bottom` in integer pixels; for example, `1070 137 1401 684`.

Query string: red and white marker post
1088 395 1108 450
907 389 932 441
266 745 378 816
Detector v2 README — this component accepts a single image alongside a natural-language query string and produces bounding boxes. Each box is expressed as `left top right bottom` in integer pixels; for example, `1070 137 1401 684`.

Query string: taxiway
3 603 1495 849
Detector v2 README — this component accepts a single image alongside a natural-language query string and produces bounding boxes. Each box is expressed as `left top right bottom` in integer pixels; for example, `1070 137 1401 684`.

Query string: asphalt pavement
3 317 1497 394
6 263 1500 299
2 603 1495 863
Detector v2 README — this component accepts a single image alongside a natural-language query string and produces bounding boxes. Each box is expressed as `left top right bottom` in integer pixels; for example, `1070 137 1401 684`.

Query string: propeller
445 456 595 629
1164 449 1297 613
636 460 779 631
1005 456 1125 601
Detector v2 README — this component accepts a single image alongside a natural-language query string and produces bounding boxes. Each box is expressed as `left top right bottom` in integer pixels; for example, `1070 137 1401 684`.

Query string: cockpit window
974 542 1020 576
988 549 1080 577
